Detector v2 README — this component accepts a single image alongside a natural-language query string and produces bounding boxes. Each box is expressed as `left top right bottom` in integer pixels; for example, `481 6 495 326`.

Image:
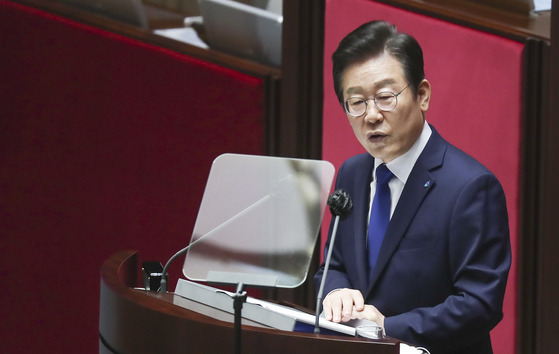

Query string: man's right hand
322 288 365 323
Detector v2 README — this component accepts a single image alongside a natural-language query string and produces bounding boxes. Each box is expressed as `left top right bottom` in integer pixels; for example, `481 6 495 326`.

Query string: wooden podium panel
99 250 400 353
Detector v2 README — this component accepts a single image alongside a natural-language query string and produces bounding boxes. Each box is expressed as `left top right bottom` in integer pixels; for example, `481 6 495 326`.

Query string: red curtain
0 1 265 352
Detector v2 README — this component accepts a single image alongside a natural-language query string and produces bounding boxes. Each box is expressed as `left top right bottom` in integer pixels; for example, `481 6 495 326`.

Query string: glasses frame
343 85 410 117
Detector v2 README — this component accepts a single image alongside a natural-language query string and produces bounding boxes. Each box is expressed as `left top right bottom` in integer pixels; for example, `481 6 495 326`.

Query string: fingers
348 305 386 331
353 293 365 311
323 289 365 323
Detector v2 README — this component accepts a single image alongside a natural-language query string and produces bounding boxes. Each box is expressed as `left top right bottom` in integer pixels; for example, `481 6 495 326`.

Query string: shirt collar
374 121 432 183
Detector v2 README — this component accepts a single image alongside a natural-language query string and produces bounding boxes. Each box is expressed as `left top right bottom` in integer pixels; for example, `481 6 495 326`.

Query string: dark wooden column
273 1 325 160
538 1 559 353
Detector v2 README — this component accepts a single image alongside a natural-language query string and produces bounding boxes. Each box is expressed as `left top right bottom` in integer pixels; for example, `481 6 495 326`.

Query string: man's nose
364 101 383 123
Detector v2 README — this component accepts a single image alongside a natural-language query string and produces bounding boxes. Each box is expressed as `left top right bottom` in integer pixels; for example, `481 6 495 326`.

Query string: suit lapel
367 128 447 291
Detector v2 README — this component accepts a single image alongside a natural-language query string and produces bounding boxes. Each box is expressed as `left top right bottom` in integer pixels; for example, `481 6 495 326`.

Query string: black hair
332 20 425 105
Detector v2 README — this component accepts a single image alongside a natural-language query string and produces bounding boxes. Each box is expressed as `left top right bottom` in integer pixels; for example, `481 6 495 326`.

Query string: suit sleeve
384 172 511 352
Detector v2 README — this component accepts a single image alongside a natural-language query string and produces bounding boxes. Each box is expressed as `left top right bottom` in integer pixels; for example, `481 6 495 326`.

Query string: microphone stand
313 214 341 334
313 189 352 334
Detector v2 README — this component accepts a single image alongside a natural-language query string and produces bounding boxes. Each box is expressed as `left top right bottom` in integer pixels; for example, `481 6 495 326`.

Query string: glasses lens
345 98 367 116
374 93 397 111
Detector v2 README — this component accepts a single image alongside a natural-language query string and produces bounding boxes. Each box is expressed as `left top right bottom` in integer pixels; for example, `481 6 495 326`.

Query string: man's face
341 52 431 163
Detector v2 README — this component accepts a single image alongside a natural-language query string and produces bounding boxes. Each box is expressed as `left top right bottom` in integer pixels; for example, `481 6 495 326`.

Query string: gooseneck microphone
159 244 189 292
159 189 277 292
314 189 353 334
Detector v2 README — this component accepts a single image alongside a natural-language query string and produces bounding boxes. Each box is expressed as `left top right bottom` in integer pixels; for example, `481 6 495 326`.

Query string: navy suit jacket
314 127 511 354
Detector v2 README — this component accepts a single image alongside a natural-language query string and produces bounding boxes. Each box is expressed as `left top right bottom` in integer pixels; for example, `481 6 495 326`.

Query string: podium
99 250 400 353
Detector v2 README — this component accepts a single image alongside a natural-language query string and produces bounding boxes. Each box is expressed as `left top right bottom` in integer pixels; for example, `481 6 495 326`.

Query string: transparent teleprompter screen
182 153 335 288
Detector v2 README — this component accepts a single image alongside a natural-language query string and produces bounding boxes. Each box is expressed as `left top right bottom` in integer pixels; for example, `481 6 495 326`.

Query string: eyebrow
345 78 398 96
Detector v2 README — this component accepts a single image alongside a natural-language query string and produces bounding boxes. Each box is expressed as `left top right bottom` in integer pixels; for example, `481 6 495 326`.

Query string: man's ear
417 79 431 112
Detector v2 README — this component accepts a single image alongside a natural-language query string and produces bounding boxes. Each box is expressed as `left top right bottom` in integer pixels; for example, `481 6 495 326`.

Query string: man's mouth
368 133 386 143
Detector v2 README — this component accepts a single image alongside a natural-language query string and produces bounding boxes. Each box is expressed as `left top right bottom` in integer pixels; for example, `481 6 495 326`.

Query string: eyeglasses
343 85 410 117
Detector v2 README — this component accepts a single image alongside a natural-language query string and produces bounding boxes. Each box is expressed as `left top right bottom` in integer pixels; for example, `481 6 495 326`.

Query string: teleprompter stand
232 283 247 354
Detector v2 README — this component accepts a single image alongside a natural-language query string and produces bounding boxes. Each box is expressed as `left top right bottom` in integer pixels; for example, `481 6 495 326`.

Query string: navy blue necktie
368 164 394 270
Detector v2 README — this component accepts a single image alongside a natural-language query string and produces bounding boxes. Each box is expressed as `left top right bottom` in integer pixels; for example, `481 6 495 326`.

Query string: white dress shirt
369 121 432 221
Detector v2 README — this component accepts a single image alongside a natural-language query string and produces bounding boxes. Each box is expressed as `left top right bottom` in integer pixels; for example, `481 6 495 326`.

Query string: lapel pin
424 180 431 188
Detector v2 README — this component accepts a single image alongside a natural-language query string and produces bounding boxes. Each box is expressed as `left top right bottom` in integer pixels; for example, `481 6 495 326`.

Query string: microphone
158 245 188 292
159 190 274 292
314 189 353 334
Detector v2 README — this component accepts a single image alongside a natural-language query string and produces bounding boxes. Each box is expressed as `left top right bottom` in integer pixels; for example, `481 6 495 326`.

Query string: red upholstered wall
322 1 522 353
0 1 264 352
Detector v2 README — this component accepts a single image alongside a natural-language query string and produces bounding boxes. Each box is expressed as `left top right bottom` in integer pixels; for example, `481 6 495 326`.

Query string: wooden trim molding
378 0 550 41
425 0 534 15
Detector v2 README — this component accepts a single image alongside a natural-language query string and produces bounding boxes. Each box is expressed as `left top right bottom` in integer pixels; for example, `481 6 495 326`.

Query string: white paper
248 298 431 352
533 0 551 12
247 297 375 335
153 27 209 49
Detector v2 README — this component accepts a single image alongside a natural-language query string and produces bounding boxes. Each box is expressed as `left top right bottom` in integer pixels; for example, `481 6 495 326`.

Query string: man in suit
314 21 511 353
